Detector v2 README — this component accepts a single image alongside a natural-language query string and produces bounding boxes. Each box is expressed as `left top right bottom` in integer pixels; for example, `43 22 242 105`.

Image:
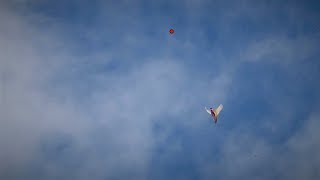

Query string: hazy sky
1 0 320 179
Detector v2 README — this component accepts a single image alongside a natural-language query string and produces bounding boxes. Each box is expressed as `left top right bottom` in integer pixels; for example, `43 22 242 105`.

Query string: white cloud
241 34 320 65
0 2 233 179
2 1 319 179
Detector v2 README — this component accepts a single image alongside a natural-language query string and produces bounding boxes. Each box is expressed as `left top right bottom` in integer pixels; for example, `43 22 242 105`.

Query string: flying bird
205 104 223 123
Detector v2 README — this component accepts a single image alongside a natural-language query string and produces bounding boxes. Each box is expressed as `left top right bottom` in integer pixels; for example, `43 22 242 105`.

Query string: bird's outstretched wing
205 107 212 115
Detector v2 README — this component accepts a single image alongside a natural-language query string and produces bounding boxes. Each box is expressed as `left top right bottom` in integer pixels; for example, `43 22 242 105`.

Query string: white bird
205 104 223 123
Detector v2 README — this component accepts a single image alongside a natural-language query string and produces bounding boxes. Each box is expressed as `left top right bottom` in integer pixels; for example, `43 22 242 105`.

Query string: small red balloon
169 29 174 34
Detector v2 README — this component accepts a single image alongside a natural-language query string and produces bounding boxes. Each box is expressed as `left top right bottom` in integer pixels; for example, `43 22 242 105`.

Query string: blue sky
1 0 320 179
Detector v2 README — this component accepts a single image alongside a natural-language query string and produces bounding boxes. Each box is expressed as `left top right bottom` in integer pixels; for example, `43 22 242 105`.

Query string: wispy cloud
1 0 320 180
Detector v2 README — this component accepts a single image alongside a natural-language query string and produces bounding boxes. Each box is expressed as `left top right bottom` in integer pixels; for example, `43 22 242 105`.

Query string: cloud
1 1 320 180
241 34 320 65
0 3 92 177
0 1 234 179
278 113 320 180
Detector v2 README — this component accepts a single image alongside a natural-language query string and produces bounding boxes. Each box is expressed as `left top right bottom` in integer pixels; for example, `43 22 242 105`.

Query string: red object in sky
169 29 174 34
